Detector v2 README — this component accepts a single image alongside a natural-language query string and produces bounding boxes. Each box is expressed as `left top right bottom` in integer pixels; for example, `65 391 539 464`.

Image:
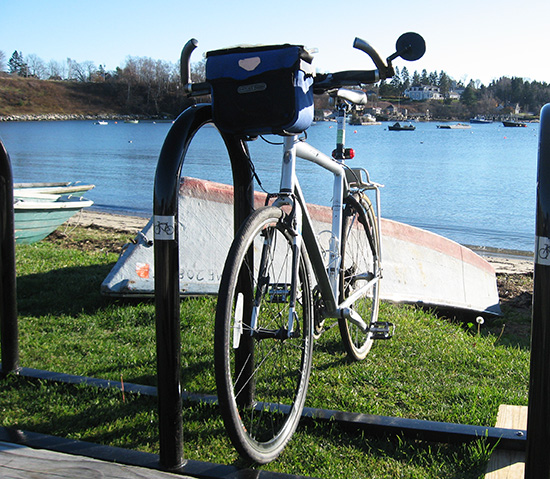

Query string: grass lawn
0 225 532 478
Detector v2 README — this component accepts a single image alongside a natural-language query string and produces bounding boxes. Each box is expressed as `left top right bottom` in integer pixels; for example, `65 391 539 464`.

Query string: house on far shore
404 85 443 101
404 85 463 101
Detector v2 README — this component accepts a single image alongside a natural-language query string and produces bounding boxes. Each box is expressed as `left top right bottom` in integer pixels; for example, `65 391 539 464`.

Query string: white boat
14 181 95 197
14 195 94 244
437 123 471 129
102 177 500 316
95 120 108 125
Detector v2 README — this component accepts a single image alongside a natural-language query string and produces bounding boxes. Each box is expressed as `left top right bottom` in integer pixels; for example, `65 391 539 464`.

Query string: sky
1 0 550 86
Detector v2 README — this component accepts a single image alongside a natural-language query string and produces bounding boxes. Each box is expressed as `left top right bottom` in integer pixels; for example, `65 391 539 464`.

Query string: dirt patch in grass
46 226 137 255
497 272 533 311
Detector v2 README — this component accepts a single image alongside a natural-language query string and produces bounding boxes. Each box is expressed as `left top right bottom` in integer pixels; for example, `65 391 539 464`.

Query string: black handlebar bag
206 44 314 136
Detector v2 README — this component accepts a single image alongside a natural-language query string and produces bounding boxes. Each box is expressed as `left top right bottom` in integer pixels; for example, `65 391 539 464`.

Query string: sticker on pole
536 235 550 266
154 215 176 240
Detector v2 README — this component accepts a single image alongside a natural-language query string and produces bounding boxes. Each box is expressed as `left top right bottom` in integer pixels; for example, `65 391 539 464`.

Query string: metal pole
526 103 550 477
154 105 211 471
153 104 253 471
0 139 19 377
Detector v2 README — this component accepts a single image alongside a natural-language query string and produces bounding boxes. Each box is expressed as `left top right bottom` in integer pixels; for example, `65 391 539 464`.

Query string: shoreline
68 210 534 275
1 114 539 123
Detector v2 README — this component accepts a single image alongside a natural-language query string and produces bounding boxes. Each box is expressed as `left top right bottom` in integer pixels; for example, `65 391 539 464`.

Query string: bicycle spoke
338 195 381 360
215 207 313 463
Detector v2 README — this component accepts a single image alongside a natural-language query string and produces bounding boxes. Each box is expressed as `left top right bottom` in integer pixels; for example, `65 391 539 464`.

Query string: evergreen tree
401 66 410 89
390 66 402 91
438 71 451 96
420 69 429 85
461 83 478 106
8 51 28 76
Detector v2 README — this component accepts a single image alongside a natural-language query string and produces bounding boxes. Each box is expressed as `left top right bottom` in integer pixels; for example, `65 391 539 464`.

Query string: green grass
0 226 531 478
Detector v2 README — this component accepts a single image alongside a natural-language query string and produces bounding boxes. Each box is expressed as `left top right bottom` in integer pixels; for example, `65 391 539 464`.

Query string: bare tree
66 58 97 82
0 51 6 72
26 54 47 79
191 58 206 83
47 59 66 79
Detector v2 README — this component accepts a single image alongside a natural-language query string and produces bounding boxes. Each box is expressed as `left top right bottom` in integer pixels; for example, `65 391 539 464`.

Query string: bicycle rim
215 206 313 463
338 194 381 361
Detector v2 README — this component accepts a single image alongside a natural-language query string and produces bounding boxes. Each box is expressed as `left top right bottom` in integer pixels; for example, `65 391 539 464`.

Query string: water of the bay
0 119 539 253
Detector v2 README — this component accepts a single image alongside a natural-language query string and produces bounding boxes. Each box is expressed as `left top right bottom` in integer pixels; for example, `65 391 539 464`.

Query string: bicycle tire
215 206 314 464
338 193 381 361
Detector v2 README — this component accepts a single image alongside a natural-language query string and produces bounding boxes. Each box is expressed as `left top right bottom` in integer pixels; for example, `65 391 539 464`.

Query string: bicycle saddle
335 88 368 105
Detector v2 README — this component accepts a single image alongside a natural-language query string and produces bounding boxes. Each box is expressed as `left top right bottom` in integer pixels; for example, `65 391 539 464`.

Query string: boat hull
102 177 500 315
14 197 94 244
437 123 471 129
388 122 415 131
502 121 527 127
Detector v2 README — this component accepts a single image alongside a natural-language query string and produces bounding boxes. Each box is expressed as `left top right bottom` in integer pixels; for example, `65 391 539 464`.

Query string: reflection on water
0 119 539 252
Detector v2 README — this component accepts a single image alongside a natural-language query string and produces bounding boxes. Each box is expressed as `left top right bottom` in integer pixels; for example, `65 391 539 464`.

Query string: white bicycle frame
272 134 382 332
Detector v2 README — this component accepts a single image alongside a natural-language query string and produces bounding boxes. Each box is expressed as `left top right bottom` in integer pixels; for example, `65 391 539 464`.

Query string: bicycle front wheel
215 206 313 464
338 193 381 361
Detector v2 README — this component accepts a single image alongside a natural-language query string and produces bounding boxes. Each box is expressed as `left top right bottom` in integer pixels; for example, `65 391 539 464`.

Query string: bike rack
153 103 255 470
525 103 550 477
0 139 19 378
1 103 549 475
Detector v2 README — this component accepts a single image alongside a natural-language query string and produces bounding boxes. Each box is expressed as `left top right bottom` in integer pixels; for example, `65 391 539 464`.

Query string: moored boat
437 123 471 129
14 195 94 244
502 120 527 127
470 116 493 124
388 122 415 131
349 114 380 125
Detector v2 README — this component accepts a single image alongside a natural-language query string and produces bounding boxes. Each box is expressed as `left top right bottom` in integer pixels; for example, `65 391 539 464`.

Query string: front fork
287 201 303 337
247 198 303 340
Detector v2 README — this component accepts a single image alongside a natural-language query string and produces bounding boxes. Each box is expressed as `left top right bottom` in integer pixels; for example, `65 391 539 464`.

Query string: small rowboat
14 195 93 244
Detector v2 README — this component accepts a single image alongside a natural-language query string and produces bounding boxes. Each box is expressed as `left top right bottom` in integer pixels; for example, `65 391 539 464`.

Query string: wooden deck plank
485 405 527 478
0 441 194 479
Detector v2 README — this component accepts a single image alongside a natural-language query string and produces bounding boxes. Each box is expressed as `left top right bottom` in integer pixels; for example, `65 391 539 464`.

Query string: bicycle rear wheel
338 193 381 361
215 206 313 464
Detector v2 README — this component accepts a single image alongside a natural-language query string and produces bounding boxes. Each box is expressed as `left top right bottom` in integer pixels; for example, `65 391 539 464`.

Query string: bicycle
181 32 425 464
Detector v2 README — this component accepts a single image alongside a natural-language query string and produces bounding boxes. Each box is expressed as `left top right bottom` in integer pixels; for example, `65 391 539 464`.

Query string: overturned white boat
101 177 500 315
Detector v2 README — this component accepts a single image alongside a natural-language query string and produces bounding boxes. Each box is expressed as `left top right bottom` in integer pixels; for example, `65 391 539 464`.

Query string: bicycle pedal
369 321 394 340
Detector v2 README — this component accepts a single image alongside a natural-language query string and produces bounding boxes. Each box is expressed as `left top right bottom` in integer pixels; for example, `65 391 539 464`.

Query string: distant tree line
377 66 550 117
0 49 200 117
1 49 549 118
